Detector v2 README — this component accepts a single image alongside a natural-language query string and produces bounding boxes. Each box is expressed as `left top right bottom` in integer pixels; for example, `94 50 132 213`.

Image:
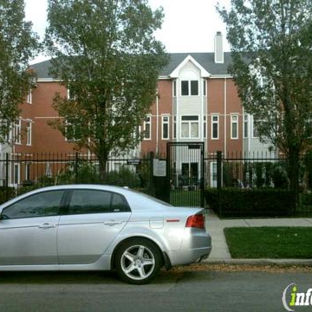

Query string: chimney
214 31 224 64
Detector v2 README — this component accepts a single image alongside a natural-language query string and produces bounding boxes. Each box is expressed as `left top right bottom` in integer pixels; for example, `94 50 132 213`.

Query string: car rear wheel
115 238 162 285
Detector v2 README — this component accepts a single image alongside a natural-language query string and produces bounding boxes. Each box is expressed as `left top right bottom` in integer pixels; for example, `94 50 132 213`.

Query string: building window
14 163 20 185
143 115 151 140
25 163 31 181
203 116 207 139
162 115 169 140
203 80 207 96
181 81 189 96
26 89 32 104
244 115 249 138
14 119 21 144
231 115 239 139
173 116 176 139
173 80 177 97
26 121 32 146
253 118 260 138
211 115 219 139
181 80 199 96
65 120 82 142
181 115 199 139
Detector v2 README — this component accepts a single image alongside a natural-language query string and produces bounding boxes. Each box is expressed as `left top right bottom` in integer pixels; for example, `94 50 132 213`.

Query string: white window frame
244 115 249 138
25 163 31 181
252 117 259 138
181 80 199 96
173 80 177 97
26 89 32 104
211 115 219 140
65 120 81 142
143 115 151 140
14 119 22 144
173 116 176 139
162 115 170 140
13 163 20 186
231 114 239 139
203 80 207 96
180 115 199 139
203 115 207 139
26 120 32 146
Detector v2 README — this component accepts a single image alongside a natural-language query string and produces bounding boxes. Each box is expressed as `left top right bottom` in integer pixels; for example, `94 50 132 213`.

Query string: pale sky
25 0 231 63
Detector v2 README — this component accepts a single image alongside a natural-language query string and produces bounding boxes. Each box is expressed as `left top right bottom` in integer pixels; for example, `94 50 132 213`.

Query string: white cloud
24 0 230 63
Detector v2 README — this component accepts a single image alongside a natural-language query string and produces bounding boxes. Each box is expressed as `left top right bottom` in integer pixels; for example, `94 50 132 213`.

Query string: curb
203 259 312 265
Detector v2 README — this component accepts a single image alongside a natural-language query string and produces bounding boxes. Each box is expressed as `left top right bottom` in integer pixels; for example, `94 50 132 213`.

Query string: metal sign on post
153 159 166 177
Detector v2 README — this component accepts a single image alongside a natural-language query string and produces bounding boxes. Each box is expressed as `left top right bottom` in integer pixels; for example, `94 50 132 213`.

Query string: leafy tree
44 0 168 179
0 0 39 142
217 0 312 196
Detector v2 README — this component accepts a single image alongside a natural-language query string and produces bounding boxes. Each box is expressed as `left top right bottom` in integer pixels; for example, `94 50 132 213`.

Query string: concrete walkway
204 210 312 265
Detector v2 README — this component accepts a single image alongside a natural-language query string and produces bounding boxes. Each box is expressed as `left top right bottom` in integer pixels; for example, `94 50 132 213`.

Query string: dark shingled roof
30 52 232 79
160 52 232 76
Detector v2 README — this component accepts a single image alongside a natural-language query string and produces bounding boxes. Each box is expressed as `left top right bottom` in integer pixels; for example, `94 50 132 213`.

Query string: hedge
205 188 295 218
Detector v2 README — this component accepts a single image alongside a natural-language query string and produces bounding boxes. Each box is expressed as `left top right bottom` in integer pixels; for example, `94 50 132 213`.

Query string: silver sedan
0 184 211 284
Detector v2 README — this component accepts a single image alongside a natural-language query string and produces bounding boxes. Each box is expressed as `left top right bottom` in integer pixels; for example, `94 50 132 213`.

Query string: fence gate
167 142 205 207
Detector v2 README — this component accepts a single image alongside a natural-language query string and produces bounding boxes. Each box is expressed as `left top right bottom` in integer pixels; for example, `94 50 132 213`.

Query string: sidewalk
204 209 312 265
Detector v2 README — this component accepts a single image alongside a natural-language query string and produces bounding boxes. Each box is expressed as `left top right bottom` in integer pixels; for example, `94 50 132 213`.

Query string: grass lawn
170 190 201 207
224 227 312 259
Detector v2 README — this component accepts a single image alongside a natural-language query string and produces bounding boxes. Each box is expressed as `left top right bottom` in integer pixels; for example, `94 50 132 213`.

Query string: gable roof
30 52 232 80
160 52 232 77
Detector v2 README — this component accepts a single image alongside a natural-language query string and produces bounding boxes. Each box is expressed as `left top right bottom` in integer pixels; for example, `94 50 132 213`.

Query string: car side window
67 190 130 215
2 190 65 219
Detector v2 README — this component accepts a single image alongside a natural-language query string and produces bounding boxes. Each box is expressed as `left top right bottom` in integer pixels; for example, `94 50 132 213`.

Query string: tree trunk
287 147 300 209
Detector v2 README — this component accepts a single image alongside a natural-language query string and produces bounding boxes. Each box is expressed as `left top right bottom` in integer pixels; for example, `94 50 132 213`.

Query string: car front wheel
115 238 162 285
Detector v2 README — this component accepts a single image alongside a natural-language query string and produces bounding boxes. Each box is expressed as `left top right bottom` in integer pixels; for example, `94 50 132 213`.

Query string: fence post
5 153 9 202
149 152 155 196
216 151 222 217
75 152 79 184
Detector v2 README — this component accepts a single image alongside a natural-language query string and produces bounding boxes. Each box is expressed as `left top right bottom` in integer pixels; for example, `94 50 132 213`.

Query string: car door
0 190 65 266
57 189 131 264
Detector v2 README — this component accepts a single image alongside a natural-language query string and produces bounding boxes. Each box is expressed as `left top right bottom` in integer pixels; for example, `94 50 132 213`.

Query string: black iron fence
205 151 312 217
0 152 154 203
0 151 311 216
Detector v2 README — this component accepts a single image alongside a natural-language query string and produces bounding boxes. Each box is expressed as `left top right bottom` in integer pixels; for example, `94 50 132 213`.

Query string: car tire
115 238 163 285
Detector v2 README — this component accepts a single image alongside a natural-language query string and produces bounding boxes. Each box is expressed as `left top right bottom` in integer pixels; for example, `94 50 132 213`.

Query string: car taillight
185 214 205 229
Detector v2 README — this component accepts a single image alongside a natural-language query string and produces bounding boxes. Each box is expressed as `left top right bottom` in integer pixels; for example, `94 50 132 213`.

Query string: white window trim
211 114 219 140
173 80 177 97
173 116 176 139
180 115 200 139
244 114 249 138
13 163 20 186
26 89 32 104
65 120 80 142
143 115 151 140
231 114 239 139
161 115 170 140
181 80 199 96
26 120 33 146
14 119 22 145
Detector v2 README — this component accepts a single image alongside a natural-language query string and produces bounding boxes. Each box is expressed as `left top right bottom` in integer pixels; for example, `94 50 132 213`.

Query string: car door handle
104 220 122 226
38 223 56 229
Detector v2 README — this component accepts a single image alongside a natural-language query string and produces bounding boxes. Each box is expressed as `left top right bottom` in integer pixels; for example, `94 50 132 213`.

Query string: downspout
224 77 227 155
156 91 159 155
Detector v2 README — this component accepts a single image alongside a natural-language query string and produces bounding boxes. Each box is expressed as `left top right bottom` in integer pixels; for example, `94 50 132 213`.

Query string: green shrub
0 187 16 204
104 167 141 188
205 188 295 218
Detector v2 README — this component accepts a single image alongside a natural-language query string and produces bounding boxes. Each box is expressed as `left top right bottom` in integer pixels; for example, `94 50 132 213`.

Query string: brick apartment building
1 32 272 187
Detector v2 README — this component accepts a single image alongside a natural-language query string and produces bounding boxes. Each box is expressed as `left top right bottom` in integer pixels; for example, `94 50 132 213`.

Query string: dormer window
181 80 199 96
